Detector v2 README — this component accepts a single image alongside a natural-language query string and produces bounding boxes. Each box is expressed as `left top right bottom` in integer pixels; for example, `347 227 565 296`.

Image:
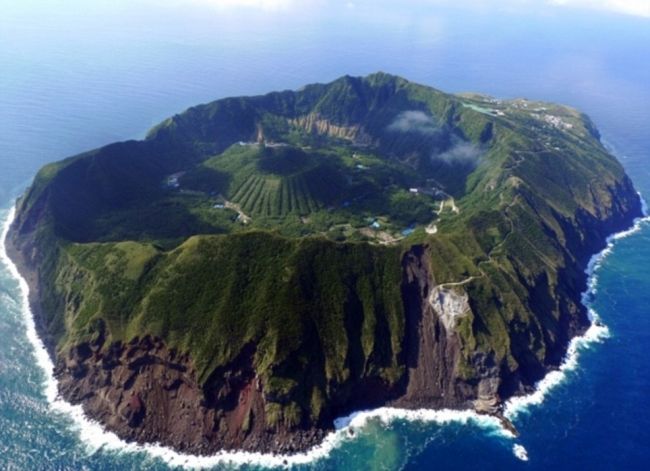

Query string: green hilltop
10 73 641 443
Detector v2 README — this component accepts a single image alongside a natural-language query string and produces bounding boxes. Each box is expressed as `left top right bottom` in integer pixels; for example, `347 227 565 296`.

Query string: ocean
1 2 649 469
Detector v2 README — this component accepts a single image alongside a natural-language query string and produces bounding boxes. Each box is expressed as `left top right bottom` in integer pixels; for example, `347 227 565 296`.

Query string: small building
213 203 225 209
409 188 419 194
164 171 185 189
370 220 381 229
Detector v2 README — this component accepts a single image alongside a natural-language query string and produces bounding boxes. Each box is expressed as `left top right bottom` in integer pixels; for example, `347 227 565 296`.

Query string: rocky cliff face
394 246 472 409
55 331 327 454
289 113 374 145
50 244 479 454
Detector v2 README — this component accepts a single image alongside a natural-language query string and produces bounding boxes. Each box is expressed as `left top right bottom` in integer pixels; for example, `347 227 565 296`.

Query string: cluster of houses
367 217 416 237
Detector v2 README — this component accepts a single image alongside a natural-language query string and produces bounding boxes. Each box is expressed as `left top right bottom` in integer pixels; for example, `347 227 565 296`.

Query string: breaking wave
505 195 650 419
0 205 507 469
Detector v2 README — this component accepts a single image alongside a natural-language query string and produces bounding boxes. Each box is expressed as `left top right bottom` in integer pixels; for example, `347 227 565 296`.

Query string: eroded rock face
394 246 476 409
394 247 515 416
289 113 374 145
428 285 470 334
55 332 326 455
52 245 495 456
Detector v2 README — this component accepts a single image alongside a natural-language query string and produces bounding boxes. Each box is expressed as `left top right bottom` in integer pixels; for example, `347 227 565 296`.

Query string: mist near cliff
387 110 485 166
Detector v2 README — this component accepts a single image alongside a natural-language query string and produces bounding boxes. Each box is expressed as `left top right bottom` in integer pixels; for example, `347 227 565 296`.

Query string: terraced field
174 139 445 238
228 164 346 217
183 144 351 218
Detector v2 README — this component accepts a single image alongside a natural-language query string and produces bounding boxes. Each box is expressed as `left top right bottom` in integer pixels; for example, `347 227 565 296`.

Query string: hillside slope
7 73 642 454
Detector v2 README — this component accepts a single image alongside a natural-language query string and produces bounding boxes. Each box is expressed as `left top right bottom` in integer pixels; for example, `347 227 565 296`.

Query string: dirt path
224 201 252 224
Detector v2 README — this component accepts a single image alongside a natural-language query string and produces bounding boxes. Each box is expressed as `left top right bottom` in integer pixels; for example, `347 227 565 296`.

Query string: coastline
2 199 648 468
504 194 649 418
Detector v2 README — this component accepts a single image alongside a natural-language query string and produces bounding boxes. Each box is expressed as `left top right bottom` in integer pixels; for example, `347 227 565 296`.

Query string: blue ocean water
1 2 649 469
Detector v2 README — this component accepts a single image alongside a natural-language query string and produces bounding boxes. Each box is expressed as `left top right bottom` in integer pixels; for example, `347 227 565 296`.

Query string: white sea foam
503 314 610 419
641 192 649 217
513 444 528 461
0 205 509 469
2 194 649 468
333 407 507 436
504 196 650 420
0 289 17 308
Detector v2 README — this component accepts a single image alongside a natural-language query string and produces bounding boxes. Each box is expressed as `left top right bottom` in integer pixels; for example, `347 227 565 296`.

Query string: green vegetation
13 72 640 426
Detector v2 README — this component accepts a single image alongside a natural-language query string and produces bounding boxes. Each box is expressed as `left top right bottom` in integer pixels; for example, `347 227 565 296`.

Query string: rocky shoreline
5 226 56 358
3 228 323 455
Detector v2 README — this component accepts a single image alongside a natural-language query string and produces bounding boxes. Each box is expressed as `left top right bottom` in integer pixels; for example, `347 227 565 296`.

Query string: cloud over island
388 111 485 165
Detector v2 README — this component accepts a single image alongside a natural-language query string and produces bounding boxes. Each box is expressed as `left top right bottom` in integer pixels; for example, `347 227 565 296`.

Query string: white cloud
426 0 650 18
388 111 441 135
387 111 485 165
164 0 650 18
435 141 484 165
549 0 650 17
185 0 298 10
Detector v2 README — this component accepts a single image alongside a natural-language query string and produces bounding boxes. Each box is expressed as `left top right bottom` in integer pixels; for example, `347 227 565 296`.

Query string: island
6 73 642 455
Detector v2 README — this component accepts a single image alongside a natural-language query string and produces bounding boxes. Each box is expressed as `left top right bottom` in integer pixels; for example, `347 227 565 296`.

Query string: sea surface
1 2 649 470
